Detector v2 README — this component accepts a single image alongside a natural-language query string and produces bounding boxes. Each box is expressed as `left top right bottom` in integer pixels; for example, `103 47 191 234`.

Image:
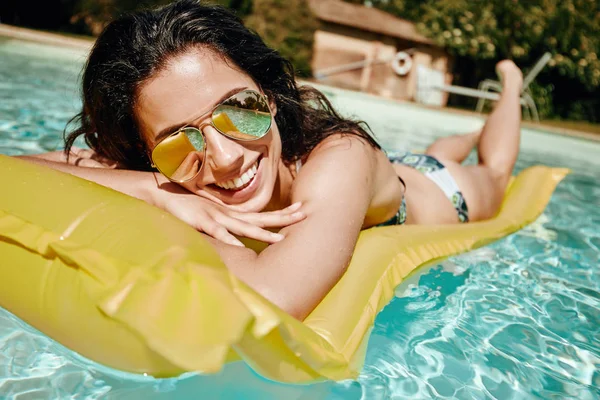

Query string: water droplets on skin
2 39 600 399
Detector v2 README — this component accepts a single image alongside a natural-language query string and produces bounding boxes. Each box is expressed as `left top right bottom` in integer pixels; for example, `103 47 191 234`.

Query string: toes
495 60 521 78
495 60 523 90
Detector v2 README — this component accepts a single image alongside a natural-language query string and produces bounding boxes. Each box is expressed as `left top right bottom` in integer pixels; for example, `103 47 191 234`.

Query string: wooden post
360 41 381 92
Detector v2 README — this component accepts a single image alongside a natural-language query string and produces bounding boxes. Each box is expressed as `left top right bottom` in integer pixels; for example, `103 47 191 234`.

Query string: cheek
268 124 283 153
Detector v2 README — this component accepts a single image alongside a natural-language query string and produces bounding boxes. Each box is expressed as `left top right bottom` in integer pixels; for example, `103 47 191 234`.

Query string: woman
19 0 524 319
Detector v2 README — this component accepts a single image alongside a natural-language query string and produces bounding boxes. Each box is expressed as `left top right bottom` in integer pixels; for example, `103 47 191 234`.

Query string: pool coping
305 80 600 144
0 23 93 50
397 98 600 143
2 23 599 144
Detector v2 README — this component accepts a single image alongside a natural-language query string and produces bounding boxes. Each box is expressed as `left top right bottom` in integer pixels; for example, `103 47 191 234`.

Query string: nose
202 124 245 175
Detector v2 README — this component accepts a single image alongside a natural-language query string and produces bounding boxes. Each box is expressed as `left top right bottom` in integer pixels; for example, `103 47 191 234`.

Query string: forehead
135 48 258 142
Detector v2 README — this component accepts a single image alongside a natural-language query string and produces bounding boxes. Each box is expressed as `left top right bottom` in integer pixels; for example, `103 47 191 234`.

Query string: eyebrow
153 86 248 143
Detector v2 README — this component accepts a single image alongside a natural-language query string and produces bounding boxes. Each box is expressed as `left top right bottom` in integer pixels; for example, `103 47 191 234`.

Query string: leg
425 130 481 164
431 60 522 169
437 60 523 221
477 59 523 188
475 79 503 113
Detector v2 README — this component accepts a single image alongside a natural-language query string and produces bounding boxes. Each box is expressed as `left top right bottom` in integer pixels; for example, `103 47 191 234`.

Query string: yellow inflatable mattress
0 155 568 382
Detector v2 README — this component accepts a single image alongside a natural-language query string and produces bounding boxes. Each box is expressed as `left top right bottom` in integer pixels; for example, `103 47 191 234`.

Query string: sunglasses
151 89 272 182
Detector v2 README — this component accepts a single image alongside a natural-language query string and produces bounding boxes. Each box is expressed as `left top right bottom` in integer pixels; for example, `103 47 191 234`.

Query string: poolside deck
0 23 93 50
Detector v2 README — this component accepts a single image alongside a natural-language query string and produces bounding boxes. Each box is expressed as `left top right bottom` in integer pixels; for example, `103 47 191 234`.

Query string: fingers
235 202 307 228
284 202 302 212
201 212 286 246
177 201 306 247
213 214 286 245
169 205 247 247
202 222 246 247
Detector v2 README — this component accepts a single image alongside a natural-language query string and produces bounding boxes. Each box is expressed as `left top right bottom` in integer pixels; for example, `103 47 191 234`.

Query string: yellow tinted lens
213 91 271 140
152 128 205 181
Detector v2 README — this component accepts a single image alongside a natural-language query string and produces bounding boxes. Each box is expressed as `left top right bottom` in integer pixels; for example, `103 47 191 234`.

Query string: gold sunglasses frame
150 89 272 183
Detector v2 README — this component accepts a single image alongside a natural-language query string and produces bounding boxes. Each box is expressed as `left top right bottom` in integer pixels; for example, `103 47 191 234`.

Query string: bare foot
495 60 523 92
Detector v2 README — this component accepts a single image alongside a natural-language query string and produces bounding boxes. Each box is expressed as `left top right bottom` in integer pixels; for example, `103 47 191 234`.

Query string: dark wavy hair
64 0 380 170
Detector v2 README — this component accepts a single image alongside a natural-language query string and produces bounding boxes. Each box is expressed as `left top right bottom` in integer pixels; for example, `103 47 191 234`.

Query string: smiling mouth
214 159 259 191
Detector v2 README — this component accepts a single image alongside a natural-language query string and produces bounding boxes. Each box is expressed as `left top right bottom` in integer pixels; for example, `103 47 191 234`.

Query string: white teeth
240 171 251 185
215 160 259 190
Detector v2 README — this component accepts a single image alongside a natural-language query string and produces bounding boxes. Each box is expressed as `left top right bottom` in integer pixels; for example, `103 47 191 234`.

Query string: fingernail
292 212 305 218
288 202 302 209
231 239 245 247
272 233 285 241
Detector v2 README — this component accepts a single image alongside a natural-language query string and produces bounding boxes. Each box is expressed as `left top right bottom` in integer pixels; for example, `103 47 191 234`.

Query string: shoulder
301 134 404 228
306 133 378 166
289 133 381 205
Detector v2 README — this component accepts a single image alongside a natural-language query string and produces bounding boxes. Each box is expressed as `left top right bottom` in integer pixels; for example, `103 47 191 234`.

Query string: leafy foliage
64 0 317 77
208 0 253 18
359 0 600 121
244 0 318 77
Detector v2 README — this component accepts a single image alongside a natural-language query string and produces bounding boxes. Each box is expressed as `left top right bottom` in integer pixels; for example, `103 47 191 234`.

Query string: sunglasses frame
150 89 272 183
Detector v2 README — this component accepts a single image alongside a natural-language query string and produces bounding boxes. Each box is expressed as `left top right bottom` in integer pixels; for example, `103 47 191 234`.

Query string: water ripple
358 171 600 399
1 39 599 399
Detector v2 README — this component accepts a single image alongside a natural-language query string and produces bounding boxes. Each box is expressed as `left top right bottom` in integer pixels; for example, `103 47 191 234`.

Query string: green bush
68 0 318 77
359 0 600 122
209 0 253 18
525 82 554 120
244 0 318 77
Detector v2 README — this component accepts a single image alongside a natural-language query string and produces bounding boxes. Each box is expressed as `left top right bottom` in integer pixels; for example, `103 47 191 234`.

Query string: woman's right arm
19 147 119 168
15 150 305 245
16 148 159 204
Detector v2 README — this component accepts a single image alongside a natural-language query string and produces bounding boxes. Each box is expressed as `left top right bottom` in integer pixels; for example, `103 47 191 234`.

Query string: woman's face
135 48 282 212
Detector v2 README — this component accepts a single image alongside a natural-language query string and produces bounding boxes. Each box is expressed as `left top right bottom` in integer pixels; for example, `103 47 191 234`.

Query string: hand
154 183 306 247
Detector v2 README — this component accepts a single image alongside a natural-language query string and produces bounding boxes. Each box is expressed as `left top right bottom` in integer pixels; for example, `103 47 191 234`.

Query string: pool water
1 37 599 399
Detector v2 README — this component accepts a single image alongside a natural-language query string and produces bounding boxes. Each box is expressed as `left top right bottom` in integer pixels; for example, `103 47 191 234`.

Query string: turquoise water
1 37 599 399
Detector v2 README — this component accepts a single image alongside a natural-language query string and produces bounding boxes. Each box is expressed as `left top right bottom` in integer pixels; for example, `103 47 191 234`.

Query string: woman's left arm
214 135 379 320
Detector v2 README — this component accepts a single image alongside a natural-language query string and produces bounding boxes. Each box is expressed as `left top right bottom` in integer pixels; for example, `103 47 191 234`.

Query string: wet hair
64 0 380 170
